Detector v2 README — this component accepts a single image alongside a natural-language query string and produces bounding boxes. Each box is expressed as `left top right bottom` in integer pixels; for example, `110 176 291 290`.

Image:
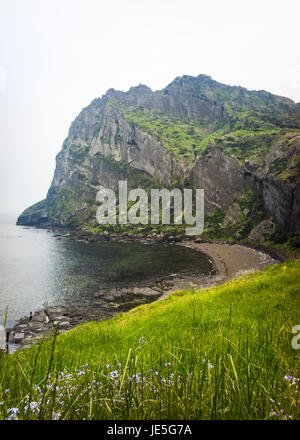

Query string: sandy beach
181 241 279 279
156 241 279 300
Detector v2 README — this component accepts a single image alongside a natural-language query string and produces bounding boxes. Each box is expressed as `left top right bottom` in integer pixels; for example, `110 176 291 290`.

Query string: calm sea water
0 214 211 328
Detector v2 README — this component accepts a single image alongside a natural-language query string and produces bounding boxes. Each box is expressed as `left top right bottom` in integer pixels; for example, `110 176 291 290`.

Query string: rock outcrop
17 74 300 235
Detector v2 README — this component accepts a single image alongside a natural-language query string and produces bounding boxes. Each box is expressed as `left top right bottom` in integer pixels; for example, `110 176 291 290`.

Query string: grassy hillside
1 260 299 420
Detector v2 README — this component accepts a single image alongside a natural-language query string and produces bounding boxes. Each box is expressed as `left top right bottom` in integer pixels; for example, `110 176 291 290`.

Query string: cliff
17 74 300 236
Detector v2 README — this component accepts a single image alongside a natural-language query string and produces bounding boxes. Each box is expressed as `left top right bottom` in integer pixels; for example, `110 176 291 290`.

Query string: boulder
249 219 276 241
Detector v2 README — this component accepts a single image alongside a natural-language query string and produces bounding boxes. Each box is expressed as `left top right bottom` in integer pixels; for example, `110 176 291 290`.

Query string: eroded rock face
17 200 48 226
190 138 300 233
106 76 224 122
50 104 177 195
17 74 300 234
292 182 300 234
223 203 245 226
258 177 293 231
190 146 257 213
249 220 276 241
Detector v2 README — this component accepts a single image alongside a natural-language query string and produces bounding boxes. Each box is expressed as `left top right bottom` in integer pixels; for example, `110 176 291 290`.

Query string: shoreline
180 240 279 279
4 230 282 351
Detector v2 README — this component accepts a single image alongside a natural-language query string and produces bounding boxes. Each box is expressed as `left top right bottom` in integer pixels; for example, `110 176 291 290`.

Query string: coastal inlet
0 215 213 348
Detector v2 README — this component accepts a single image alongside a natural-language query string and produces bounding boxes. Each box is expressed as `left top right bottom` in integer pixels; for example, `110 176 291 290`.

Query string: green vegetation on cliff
112 98 300 182
120 106 208 163
17 74 300 236
1 260 299 420
204 190 265 241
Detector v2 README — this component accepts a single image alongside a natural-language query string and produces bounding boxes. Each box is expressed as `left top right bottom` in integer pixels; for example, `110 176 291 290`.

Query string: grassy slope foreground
0 260 299 420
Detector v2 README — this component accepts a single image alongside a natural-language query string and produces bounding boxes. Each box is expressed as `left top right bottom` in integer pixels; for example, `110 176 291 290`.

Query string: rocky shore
6 269 219 348
4 230 282 351
64 228 184 245
57 228 287 261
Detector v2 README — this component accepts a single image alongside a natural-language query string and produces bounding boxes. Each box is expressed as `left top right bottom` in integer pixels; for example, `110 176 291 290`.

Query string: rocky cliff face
190 135 300 234
17 74 300 236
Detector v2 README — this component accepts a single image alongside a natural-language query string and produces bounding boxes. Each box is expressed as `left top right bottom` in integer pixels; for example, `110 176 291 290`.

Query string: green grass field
1 260 299 420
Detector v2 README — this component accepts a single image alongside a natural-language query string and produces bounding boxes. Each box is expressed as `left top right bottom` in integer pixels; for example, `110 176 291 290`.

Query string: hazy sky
0 0 300 215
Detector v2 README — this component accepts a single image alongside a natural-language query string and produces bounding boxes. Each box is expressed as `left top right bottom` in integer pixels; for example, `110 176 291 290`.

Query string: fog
0 0 299 215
